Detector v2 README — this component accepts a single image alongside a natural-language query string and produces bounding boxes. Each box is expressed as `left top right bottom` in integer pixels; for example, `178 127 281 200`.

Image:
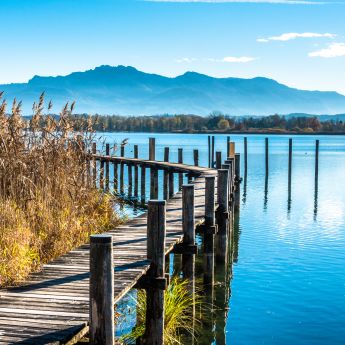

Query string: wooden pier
0 138 239 344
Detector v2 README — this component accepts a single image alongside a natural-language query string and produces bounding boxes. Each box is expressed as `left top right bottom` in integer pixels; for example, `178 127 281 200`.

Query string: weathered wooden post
149 138 156 161
164 147 169 200
265 137 269 175
216 169 229 263
315 139 319 183
204 175 216 286
235 153 240 184
226 136 230 159
181 184 196 279
244 137 247 173
193 149 199 167
211 136 215 168
134 145 139 199
288 138 292 203
90 234 114 345
105 143 110 190
92 142 97 187
100 159 104 190
208 135 211 168
215 151 222 169
120 145 125 195
181 184 196 343
145 200 166 345
149 138 158 199
178 148 183 189
128 163 133 198
222 163 232 203
141 165 146 205
169 169 174 199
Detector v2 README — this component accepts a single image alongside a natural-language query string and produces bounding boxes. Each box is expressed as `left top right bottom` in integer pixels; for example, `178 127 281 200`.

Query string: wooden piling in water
164 147 169 200
235 153 240 183
178 148 183 189
216 169 229 263
315 139 319 182
145 200 166 345
208 136 211 168
288 138 292 191
204 176 216 285
216 151 222 169
244 137 247 173
100 159 104 190
149 138 156 161
149 138 158 199
227 136 230 158
134 145 139 199
90 234 114 345
265 137 269 175
193 149 199 167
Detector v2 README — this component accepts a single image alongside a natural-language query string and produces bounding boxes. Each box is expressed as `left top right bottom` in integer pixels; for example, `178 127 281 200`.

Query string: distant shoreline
97 130 345 135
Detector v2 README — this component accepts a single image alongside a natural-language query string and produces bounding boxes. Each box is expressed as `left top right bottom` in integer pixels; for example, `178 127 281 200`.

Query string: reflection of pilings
232 203 240 264
140 165 146 206
128 164 132 198
242 167 247 204
314 177 318 221
234 183 241 212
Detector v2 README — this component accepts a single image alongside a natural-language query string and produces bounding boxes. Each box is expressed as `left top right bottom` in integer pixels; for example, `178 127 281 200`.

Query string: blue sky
1 0 345 94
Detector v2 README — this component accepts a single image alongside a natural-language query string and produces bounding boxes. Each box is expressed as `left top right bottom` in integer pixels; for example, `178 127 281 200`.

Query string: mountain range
1 65 345 116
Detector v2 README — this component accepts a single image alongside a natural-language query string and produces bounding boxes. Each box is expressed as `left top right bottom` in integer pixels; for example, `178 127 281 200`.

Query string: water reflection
264 173 268 211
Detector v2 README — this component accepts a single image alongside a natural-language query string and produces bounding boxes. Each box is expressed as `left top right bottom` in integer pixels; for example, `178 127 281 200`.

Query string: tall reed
0 92 120 286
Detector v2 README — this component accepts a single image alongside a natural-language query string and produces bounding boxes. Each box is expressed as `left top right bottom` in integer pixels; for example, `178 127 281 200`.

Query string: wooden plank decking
0 161 217 344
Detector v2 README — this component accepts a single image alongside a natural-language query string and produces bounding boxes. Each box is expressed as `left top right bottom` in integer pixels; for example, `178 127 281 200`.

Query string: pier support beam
90 235 114 345
144 200 166 345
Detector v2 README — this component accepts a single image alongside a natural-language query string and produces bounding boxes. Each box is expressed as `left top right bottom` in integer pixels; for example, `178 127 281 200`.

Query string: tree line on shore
67 112 345 133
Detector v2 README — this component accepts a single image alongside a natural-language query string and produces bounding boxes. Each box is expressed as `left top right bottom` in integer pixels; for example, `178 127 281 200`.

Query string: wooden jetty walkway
0 138 239 344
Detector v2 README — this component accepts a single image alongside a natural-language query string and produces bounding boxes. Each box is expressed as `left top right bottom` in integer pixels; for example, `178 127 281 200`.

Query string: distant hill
1 65 345 115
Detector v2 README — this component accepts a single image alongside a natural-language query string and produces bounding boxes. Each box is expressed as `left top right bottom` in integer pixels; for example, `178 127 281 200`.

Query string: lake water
97 133 345 345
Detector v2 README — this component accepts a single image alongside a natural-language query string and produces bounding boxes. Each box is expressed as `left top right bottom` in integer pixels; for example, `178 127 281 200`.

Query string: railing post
134 145 139 199
90 235 114 345
105 143 110 190
149 138 156 161
215 151 222 169
211 136 215 168
178 148 183 189
92 142 97 187
204 175 216 285
145 200 166 345
120 145 125 195
164 147 169 200
169 170 174 199
193 149 199 167
128 163 133 198
141 165 146 205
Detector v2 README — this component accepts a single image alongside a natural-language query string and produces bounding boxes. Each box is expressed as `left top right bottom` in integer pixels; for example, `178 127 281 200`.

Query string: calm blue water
98 133 345 345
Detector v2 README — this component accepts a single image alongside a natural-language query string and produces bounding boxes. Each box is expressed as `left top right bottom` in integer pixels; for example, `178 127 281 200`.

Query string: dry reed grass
0 92 120 286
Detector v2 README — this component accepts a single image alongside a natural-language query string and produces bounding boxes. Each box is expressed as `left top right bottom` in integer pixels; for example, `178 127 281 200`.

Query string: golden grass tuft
0 92 120 287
